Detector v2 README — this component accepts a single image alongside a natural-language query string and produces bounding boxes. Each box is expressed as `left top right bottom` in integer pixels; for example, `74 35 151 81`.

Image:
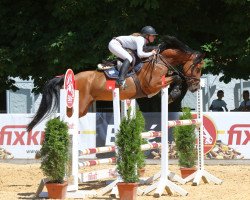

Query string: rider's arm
136 37 155 58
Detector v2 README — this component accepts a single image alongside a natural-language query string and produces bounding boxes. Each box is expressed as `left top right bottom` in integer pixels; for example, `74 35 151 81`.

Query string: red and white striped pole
78 142 162 157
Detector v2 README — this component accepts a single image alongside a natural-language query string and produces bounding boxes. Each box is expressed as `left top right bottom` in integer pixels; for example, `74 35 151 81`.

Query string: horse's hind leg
78 95 94 118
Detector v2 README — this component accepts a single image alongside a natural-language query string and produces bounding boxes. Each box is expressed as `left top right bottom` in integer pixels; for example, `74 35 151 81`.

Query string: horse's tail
27 76 65 132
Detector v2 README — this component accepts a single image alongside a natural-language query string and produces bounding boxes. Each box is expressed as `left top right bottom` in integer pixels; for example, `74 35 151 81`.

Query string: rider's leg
117 59 130 87
108 39 133 88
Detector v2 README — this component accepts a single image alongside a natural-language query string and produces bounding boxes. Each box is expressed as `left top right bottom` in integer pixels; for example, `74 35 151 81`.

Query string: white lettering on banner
105 125 115 146
0 125 44 146
227 124 250 145
203 126 213 145
150 124 158 130
105 123 159 146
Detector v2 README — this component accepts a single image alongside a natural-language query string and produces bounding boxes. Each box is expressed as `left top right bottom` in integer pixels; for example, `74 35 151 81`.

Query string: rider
108 26 158 88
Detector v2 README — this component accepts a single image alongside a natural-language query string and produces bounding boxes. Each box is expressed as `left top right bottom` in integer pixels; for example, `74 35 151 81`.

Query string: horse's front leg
164 75 182 86
165 75 183 103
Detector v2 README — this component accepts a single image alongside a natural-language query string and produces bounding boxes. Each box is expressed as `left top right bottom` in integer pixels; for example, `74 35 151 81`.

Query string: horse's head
182 52 204 92
158 36 204 92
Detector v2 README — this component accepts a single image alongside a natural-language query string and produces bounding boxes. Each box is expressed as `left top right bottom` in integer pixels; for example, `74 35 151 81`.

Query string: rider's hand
151 49 157 55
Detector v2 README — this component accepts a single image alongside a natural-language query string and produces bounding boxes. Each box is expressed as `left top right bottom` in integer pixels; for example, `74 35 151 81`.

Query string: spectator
234 90 250 111
209 90 228 112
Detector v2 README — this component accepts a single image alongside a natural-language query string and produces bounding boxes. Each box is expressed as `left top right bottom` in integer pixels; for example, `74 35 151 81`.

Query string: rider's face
148 35 156 43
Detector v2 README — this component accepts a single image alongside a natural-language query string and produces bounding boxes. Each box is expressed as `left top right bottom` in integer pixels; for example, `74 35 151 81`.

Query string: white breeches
108 39 133 63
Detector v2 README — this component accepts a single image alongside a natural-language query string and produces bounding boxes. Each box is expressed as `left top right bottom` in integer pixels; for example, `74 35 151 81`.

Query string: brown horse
27 36 204 131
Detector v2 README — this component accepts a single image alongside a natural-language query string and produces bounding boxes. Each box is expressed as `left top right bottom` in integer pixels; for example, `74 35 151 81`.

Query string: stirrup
116 80 127 89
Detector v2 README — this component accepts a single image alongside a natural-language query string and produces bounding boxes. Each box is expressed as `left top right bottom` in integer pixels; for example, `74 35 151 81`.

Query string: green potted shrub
116 108 145 200
40 118 70 199
173 107 197 179
137 138 147 177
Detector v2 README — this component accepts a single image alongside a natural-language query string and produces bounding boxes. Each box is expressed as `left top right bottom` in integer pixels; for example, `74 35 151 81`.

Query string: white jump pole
98 85 121 197
99 86 139 197
61 86 97 198
58 69 79 192
142 86 188 197
184 88 223 185
61 69 96 198
37 69 96 198
121 99 136 118
60 89 79 192
113 88 121 134
36 87 80 198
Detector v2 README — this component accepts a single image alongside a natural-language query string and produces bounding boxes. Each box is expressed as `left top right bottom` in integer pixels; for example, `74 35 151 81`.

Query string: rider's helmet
141 26 158 36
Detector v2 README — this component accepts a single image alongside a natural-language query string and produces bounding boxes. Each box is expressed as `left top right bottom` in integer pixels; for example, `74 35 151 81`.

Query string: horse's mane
159 35 195 53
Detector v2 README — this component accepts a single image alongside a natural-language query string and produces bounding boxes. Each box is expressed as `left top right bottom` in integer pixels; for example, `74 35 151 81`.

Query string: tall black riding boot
117 59 130 88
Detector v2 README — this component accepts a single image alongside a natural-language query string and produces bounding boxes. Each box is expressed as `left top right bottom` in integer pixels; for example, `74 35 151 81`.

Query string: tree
0 0 249 93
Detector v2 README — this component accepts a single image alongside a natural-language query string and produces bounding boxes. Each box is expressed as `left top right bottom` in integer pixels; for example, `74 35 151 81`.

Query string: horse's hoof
169 88 181 102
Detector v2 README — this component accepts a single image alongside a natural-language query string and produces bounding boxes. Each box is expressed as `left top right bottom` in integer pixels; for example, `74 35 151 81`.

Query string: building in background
182 74 250 112
5 77 41 113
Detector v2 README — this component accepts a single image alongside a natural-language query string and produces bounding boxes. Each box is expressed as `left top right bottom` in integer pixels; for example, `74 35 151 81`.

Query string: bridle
152 52 202 82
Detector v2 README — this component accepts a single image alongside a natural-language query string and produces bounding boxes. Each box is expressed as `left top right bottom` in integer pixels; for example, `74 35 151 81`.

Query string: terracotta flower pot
117 182 138 200
180 167 197 179
45 181 68 199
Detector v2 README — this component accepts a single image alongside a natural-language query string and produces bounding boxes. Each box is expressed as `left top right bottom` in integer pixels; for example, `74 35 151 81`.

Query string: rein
154 53 200 82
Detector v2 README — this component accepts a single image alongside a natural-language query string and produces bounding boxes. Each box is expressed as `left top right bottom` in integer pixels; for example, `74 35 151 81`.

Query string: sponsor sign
193 112 249 159
202 115 217 154
0 114 46 159
1 112 250 159
96 112 250 159
64 69 75 108
0 114 96 159
192 114 217 154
